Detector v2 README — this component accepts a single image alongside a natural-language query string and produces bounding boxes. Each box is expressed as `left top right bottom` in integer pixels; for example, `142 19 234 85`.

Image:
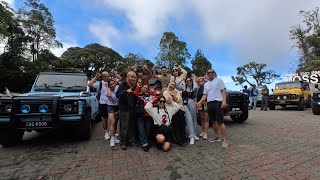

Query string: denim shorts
107 105 119 113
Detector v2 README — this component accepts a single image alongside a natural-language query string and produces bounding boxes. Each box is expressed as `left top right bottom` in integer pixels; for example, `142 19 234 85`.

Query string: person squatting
88 64 229 152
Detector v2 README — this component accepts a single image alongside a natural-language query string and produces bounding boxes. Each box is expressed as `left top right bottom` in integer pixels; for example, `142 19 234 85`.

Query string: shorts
99 104 108 118
107 105 119 113
155 125 174 143
207 101 224 124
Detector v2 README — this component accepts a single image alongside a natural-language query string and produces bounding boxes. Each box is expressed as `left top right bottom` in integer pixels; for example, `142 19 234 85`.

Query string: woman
170 65 187 91
182 76 199 145
136 84 153 152
196 77 209 140
106 79 120 147
145 95 180 152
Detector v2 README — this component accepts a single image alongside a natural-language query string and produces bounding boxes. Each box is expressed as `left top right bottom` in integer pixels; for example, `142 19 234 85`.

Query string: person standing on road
242 85 250 94
196 69 229 148
88 71 110 140
197 77 209 140
249 85 259 110
116 71 139 150
260 85 269 111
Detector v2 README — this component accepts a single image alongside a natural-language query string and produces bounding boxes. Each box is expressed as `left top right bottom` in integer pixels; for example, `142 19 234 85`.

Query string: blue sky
6 0 319 90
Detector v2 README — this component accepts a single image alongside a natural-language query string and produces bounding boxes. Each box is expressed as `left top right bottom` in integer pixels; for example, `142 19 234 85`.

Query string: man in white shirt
88 71 110 140
196 69 229 148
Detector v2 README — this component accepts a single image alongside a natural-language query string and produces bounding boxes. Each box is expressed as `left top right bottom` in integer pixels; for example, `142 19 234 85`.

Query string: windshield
275 82 302 90
34 74 88 91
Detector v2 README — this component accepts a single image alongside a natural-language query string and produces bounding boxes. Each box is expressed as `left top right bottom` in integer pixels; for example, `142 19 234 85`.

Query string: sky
3 0 319 90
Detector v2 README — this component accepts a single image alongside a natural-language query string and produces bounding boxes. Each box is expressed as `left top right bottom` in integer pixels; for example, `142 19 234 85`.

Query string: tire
297 99 305 111
312 105 320 115
269 103 276 110
230 110 248 123
78 108 92 140
0 128 24 147
306 98 312 108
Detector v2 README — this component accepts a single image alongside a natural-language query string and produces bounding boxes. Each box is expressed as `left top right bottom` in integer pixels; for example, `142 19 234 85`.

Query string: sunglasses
207 72 214 74
159 100 165 103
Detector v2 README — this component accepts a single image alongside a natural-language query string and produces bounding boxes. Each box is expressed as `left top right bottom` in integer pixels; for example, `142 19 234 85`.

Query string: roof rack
53 68 84 73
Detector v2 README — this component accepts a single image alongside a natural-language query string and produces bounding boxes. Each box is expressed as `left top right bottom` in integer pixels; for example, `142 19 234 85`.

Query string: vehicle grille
228 94 243 107
19 100 54 114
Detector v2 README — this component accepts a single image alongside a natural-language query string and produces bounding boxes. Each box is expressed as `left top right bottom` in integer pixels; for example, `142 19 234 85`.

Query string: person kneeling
145 95 180 152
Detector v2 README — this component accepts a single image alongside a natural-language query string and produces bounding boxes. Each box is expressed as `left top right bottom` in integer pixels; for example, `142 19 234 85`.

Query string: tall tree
231 61 280 86
155 32 190 69
290 7 320 72
18 0 62 61
191 49 212 76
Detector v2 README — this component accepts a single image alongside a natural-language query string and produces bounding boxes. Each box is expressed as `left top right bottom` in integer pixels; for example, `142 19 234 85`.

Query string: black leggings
171 110 188 144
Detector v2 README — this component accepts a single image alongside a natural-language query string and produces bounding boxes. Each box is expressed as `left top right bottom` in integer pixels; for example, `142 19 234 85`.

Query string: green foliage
231 61 280 86
290 7 320 72
191 49 212 76
155 32 190 69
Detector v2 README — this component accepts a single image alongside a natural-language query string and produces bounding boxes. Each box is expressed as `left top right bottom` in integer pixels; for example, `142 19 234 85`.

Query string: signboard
283 71 320 84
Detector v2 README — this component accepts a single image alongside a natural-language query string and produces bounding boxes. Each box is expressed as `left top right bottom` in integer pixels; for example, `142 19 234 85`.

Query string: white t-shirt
106 86 119 106
145 101 180 126
93 80 108 104
203 78 226 102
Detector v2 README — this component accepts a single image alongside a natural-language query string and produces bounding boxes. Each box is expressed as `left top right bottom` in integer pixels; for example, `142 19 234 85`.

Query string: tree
290 7 320 72
60 43 123 71
191 49 212 76
18 0 62 61
155 32 190 69
231 61 280 86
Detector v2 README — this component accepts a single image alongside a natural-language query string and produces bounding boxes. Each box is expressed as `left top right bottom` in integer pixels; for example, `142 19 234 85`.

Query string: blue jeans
249 96 257 109
136 116 153 146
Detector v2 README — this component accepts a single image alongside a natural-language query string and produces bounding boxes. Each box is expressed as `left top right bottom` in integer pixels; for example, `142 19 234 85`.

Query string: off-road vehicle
225 90 249 123
269 81 311 111
0 69 100 146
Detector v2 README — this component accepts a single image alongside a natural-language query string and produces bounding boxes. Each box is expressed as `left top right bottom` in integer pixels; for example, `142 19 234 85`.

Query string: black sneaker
142 145 149 152
120 144 127 150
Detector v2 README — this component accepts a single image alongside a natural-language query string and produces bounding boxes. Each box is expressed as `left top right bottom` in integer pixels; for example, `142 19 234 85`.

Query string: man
153 65 172 91
196 69 229 148
242 85 250 94
116 71 138 150
249 85 259 110
163 82 188 146
260 85 269 111
88 71 110 140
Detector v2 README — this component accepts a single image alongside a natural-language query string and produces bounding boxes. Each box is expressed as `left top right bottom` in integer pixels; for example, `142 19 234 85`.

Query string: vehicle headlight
291 94 297 99
277 96 280 100
21 104 30 113
318 94 320 98
283 96 287 99
64 104 72 112
39 104 48 113
5 105 12 112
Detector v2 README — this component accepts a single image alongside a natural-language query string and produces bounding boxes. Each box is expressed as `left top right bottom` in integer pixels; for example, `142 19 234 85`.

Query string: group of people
242 84 270 111
88 64 229 152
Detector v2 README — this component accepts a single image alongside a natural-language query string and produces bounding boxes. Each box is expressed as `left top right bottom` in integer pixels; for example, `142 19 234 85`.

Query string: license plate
232 108 240 111
26 121 48 127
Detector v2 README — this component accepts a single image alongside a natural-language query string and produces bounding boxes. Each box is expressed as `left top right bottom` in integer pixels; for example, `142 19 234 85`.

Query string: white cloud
92 0 317 70
88 19 120 48
2 0 14 7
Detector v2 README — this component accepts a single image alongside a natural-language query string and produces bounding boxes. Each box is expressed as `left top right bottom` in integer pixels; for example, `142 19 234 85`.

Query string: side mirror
271 89 274 92
315 84 319 89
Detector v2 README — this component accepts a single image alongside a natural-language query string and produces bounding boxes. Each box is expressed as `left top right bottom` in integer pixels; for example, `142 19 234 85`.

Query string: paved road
1 107 320 180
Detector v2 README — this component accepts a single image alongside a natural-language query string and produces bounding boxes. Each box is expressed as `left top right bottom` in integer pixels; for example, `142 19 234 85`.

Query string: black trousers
119 110 136 145
171 110 188 144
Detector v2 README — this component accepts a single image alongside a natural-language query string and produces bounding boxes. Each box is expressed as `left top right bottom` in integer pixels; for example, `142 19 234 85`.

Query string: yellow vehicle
269 81 311 111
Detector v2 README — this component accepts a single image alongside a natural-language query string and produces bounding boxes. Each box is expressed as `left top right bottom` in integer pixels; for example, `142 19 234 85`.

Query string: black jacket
116 81 138 112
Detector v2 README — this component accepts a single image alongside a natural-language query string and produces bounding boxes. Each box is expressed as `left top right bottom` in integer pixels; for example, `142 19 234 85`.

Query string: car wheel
306 98 312 108
312 106 320 115
78 108 92 140
297 99 305 111
230 110 248 123
0 128 24 147
269 103 276 110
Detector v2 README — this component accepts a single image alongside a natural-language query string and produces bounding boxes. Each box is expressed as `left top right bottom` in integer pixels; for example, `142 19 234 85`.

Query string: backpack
96 81 103 101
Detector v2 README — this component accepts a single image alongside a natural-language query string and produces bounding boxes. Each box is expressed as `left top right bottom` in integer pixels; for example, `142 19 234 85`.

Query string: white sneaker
203 133 208 140
199 132 204 137
190 137 195 145
104 131 110 140
194 136 200 141
114 137 120 144
115 133 119 137
209 137 221 142
110 136 115 147
222 140 228 148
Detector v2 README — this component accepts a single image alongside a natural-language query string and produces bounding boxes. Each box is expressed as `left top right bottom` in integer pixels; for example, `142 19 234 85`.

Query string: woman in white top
170 65 187 91
145 95 180 152
106 79 120 147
